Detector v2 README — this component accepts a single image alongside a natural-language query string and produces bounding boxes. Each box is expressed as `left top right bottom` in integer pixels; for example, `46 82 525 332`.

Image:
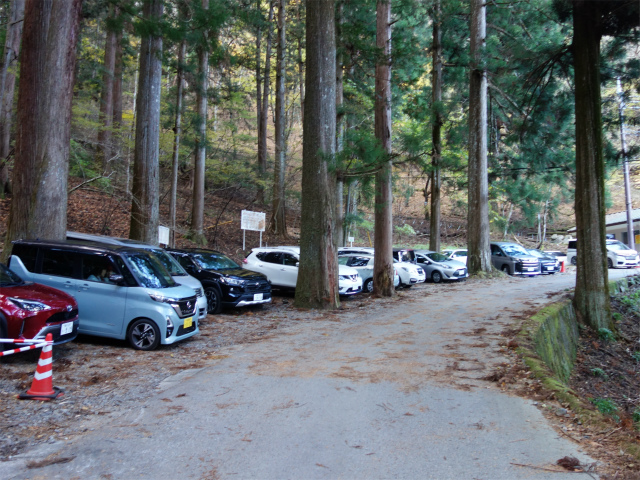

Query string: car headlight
220 276 245 286
148 293 180 304
8 297 52 312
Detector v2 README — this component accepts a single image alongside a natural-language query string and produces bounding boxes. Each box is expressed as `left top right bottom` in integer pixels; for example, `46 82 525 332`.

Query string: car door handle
80 282 91 291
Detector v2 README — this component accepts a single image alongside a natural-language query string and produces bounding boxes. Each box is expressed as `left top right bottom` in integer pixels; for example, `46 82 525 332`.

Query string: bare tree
0 0 25 195
129 0 163 244
295 0 338 309
98 4 117 173
3 0 81 258
466 0 491 274
269 0 287 236
257 0 274 204
373 0 395 297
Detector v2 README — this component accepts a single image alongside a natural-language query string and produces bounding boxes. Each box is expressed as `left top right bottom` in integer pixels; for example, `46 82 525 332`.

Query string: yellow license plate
183 317 193 329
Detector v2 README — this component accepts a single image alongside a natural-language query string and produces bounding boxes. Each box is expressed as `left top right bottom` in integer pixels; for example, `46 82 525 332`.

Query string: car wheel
431 271 443 283
501 264 511 275
571 257 577 266
205 287 222 314
607 258 613 269
364 278 374 293
127 319 160 351
0 317 9 353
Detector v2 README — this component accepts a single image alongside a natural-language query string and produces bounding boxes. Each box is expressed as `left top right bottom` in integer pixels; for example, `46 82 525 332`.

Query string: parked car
66 232 207 321
166 248 271 314
9 240 199 350
393 248 416 264
566 239 577 266
490 242 541 276
606 240 639 268
0 263 79 350
543 250 567 265
393 258 426 286
527 249 560 274
338 247 374 256
414 250 468 283
443 248 468 265
244 246 362 295
337 254 400 292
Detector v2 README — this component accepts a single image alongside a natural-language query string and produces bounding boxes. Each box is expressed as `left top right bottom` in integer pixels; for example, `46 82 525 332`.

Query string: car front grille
46 309 79 324
176 320 197 337
245 280 271 292
172 296 198 318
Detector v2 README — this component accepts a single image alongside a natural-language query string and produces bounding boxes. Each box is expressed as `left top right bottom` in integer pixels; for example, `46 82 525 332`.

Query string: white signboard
158 225 170 246
241 210 266 232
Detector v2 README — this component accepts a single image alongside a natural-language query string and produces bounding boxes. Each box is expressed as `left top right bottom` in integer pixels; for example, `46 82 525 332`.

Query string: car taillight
243 258 248 263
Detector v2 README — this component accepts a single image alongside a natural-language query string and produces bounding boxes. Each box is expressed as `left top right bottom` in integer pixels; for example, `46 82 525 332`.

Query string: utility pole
617 77 635 250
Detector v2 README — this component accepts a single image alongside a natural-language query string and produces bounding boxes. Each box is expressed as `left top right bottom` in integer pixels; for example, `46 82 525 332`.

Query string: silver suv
490 242 541 276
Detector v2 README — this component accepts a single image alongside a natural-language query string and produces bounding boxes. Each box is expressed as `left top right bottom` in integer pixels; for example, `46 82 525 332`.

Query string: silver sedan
415 250 469 283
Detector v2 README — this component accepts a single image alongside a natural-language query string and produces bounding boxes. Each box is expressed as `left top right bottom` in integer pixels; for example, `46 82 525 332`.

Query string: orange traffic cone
560 261 566 273
18 334 63 401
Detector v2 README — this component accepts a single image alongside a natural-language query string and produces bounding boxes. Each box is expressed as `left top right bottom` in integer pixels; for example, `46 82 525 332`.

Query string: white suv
244 246 363 295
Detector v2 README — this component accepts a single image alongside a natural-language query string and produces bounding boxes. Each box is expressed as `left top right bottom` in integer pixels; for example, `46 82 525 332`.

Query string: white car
443 248 468 265
338 254 400 293
606 240 639 268
393 259 425 287
244 246 362 295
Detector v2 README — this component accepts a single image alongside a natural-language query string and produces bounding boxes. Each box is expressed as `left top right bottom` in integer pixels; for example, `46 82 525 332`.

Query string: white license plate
254 293 263 301
527 267 535 271
60 322 73 335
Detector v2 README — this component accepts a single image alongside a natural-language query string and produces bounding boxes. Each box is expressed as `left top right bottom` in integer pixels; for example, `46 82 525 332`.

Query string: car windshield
151 249 187 276
607 241 630 251
527 249 545 258
193 252 240 270
501 244 529 256
338 257 349 265
125 253 176 289
427 252 449 262
0 263 23 286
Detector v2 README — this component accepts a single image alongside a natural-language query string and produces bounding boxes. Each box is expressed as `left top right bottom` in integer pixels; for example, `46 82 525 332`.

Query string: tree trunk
295 0 338 309
170 38 186 248
129 0 163 244
191 0 209 245
572 1 612 330
255 0 264 204
373 0 395 297
334 0 345 248
270 0 287 236
3 0 81 259
258 0 274 205
98 5 116 173
0 0 25 196
112 10 123 174
467 0 491 274
429 0 442 253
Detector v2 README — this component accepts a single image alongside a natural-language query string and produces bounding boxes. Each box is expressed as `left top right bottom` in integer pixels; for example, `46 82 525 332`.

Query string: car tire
501 264 511 275
205 287 223 314
431 271 443 283
127 319 160 351
364 278 374 293
571 257 577 266
0 316 9 353
607 258 613 269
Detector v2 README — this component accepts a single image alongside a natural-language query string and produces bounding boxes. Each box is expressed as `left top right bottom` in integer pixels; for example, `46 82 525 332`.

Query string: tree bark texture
297 2 304 125
429 0 442 253
467 0 491 274
129 0 163 244
170 39 186 248
258 0 274 205
98 5 117 172
373 0 395 297
295 0 338 309
0 0 25 195
4 0 81 257
572 2 612 330
270 0 287 236
191 0 210 244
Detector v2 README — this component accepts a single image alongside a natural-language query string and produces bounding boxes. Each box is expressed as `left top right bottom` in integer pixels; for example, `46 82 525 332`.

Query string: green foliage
591 368 608 380
631 351 640 363
395 224 416 238
633 408 640 426
597 328 616 342
591 398 620 422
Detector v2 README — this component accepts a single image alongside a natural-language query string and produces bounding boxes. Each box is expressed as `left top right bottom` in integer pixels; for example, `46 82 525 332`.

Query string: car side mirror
108 273 124 285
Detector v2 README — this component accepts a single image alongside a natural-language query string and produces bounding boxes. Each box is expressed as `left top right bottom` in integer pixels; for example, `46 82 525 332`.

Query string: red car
0 263 78 349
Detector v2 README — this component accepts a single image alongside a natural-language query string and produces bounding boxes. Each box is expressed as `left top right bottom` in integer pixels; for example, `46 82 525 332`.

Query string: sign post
241 210 266 250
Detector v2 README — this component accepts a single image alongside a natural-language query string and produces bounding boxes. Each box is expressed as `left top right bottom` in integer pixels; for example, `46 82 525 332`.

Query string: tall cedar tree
98 4 117 173
295 0 339 309
0 0 24 195
3 0 81 258
257 0 274 205
373 0 395 296
130 0 163 244
571 0 638 330
467 0 491 274
429 0 442 252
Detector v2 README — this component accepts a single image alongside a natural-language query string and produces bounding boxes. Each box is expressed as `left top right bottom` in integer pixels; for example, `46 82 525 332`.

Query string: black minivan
166 248 271 314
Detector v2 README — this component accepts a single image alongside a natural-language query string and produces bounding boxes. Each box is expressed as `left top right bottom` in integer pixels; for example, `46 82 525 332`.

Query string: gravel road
1 268 635 479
